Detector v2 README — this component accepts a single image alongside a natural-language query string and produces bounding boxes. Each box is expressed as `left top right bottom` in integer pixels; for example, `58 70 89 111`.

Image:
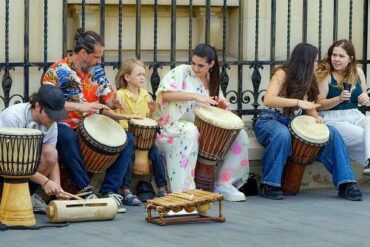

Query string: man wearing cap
0 85 69 210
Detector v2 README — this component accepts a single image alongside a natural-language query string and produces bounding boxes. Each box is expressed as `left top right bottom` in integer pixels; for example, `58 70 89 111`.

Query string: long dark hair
275 43 319 115
74 28 105 54
192 43 220 97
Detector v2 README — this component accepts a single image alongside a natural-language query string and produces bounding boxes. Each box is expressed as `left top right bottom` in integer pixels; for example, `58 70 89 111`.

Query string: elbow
263 97 273 108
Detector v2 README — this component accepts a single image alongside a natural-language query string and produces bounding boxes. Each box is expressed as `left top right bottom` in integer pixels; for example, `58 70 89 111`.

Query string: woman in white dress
153 43 249 201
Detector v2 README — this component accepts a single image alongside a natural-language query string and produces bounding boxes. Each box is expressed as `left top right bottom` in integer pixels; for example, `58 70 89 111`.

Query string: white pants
320 109 370 166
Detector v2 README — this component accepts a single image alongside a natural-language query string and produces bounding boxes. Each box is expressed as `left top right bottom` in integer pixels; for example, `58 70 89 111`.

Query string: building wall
0 0 368 110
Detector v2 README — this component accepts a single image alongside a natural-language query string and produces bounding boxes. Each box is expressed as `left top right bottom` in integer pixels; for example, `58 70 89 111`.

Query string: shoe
156 190 168 197
363 159 370 175
338 183 362 201
31 193 48 214
259 184 284 200
103 193 127 213
84 193 98 200
136 181 155 203
122 191 142 206
214 184 246 202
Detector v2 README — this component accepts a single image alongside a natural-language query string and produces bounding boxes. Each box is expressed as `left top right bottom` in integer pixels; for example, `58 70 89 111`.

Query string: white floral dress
153 64 250 192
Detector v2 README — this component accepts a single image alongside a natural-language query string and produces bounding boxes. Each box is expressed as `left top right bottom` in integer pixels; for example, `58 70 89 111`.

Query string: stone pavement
1 187 370 247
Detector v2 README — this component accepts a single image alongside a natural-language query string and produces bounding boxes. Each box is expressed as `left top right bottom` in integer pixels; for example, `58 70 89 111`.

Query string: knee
41 144 58 164
125 131 135 149
39 144 58 173
271 127 291 145
57 124 77 144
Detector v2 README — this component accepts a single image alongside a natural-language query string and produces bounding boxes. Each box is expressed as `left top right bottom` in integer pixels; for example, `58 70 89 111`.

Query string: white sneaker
214 184 246 202
363 161 370 175
105 193 127 213
31 193 48 213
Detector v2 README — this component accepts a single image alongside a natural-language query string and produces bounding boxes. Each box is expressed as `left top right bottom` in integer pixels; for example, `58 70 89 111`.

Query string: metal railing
1 0 369 120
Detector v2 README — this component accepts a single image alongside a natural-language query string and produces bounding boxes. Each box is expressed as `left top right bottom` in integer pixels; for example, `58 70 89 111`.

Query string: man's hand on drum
195 94 218 106
297 100 321 110
43 179 70 200
214 96 230 110
79 102 106 114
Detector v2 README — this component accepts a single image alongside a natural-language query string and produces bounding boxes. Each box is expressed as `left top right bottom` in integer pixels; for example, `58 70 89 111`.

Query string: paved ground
1 187 370 247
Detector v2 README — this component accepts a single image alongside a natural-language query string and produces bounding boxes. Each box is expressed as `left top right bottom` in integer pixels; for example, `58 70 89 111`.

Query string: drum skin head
83 114 126 147
290 115 329 144
195 105 244 129
129 118 158 127
0 128 43 136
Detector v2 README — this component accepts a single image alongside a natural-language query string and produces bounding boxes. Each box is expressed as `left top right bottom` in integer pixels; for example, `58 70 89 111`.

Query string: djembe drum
194 105 244 191
0 128 43 226
282 115 330 195
129 118 159 175
77 114 127 173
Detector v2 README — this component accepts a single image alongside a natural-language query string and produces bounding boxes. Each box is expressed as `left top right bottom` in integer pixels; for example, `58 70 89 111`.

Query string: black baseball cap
37 85 67 121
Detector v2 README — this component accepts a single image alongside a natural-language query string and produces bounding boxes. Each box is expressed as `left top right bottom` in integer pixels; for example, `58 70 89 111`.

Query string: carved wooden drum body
282 115 329 195
129 118 158 175
77 114 127 173
194 106 244 191
0 128 43 226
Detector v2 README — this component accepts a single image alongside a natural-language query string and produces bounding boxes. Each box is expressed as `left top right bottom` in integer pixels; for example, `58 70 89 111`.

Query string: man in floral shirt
43 29 134 213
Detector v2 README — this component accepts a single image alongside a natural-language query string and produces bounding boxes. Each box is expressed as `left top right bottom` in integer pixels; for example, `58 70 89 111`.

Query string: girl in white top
153 43 249 201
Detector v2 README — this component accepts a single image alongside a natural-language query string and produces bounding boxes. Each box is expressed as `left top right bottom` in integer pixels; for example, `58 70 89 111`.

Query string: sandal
122 192 142 206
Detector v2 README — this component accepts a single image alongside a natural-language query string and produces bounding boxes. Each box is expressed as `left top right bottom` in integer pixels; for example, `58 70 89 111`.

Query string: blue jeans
254 109 356 188
122 142 167 189
57 123 134 194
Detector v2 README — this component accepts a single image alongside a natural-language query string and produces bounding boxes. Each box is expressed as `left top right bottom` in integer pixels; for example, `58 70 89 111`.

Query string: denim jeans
254 109 356 188
122 142 167 189
57 123 134 194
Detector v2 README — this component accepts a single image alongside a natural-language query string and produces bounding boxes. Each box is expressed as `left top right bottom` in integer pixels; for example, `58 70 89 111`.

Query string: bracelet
42 179 50 190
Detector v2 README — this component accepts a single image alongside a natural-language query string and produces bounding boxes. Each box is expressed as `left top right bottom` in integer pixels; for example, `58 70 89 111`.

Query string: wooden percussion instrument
146 189 225 226
0 128 43 226
47 198 117 223
129 118 159 175
194 106 244 191
77 114 127 173
282 115 329 195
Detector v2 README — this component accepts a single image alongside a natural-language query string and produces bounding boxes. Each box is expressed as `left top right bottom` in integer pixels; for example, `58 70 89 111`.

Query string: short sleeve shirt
43 56 114 128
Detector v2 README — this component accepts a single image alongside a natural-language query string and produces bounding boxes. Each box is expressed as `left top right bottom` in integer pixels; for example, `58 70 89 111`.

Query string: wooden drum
282 115 329 195
194 106 244 191
77 114 127 173
0 128 43 226
129 118 158 175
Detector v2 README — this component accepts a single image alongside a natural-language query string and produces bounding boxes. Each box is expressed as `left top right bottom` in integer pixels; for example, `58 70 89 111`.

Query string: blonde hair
315 39 358 89
115 59 145 90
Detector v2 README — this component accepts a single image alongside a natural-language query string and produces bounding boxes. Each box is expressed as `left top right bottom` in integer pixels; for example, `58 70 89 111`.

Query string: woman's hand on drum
214 96 230 110
195 94 218 106
358 92 369 106
315 116 325 124
297 100 321 110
